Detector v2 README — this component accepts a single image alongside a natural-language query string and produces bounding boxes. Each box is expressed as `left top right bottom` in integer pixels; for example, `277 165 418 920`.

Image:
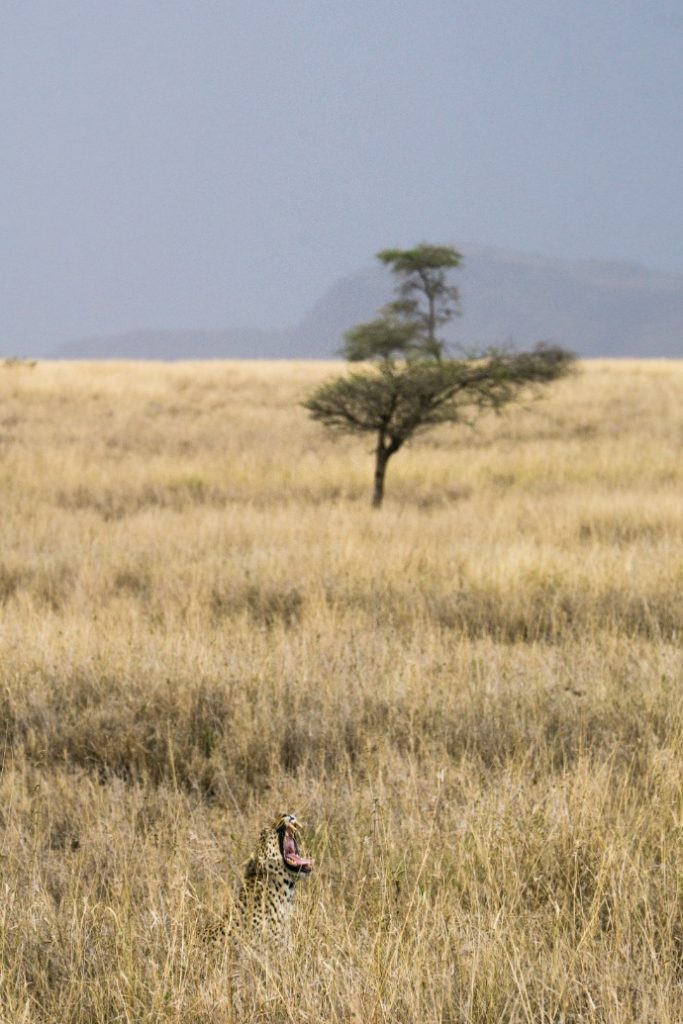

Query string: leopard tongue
285 852 314 869
283 833 314 870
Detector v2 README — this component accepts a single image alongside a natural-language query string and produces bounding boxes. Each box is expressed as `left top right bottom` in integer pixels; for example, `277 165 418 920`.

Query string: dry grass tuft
0 358 681 1021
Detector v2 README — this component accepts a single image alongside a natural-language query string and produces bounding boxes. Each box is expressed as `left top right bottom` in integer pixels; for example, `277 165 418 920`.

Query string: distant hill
49 244 683 359
51 327 288 360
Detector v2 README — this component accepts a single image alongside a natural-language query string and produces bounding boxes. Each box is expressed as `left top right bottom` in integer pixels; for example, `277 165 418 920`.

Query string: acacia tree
304 245 575 508
376 243 462 359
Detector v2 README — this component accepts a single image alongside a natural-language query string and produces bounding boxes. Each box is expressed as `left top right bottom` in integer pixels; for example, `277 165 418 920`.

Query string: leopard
207 813 314 954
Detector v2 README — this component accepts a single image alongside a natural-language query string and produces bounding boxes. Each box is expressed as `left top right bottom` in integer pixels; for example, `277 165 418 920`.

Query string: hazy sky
2 1 682 350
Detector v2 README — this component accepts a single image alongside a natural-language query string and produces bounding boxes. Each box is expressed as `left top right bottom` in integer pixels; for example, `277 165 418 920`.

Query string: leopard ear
243 855 258 878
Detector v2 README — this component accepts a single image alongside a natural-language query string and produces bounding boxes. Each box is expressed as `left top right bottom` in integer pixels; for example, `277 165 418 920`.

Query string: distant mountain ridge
49 244 683 359
51 327 288 360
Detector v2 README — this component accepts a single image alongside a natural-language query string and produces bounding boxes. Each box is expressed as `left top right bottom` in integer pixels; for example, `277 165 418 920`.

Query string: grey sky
2 1 682 350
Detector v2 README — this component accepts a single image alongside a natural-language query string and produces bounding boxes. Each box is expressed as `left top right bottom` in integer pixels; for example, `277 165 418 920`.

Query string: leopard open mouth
281 828 314 874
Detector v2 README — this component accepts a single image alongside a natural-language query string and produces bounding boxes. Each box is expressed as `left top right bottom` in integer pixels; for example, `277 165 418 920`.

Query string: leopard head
244 813 314 883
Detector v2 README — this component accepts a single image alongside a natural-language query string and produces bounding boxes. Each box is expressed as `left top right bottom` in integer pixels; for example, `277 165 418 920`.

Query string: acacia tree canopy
343 317 419 363
306 345 573 435
303 244 575 507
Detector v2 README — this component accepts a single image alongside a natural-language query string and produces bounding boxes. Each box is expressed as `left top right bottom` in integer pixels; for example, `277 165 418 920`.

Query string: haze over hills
49 244 683 359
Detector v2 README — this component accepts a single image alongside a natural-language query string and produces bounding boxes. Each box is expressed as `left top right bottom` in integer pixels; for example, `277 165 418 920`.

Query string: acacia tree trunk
372 444 389 508
371 435 401 508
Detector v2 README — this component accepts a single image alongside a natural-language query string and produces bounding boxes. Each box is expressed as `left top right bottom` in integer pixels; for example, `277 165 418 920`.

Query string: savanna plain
0 358 682 1024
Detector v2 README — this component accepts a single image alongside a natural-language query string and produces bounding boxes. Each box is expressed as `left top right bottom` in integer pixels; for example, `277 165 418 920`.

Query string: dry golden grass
0 357 681 1022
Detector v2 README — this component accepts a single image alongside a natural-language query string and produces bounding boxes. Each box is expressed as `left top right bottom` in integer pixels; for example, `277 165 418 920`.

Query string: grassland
0 357 681 1023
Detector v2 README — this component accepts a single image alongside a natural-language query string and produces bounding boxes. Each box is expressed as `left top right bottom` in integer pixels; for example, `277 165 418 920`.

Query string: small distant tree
376 243 462 359
303 244 575 508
